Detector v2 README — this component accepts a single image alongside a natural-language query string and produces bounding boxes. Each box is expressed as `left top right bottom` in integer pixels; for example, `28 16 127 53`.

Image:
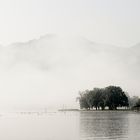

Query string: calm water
0 111 140 140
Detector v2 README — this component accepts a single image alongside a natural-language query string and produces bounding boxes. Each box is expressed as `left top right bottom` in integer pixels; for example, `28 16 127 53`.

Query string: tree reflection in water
80 111 129 140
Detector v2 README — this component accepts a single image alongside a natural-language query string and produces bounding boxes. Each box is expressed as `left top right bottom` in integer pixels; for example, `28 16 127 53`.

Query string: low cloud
0 34 139 110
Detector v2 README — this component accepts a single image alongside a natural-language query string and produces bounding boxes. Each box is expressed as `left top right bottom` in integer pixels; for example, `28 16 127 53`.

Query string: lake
0 111 140 140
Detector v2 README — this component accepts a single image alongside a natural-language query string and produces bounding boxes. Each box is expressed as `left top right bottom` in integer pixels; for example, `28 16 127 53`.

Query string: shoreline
58 109 139 112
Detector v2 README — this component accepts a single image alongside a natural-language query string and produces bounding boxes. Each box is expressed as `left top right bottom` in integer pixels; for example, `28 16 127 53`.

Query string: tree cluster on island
77 86 140 110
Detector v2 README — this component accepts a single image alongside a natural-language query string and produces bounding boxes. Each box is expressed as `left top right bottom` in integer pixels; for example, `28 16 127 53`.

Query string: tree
136 98 140 107
128 96 139 108
105 86 129 110
77 90 90 109
77 85 129 110
85 90 95 109
91 88 105 110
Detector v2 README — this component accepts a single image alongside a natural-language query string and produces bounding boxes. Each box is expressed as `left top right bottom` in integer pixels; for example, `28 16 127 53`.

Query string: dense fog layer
0 34 139 110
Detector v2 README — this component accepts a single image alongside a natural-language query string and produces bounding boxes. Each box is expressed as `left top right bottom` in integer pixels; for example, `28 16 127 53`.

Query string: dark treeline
77 86 130 110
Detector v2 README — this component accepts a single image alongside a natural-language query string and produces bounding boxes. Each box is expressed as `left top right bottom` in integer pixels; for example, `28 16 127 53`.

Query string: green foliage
77 85 129 110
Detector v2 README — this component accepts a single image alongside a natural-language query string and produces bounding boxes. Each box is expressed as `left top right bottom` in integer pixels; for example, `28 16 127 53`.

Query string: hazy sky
0 0 140 46
0 0 139 110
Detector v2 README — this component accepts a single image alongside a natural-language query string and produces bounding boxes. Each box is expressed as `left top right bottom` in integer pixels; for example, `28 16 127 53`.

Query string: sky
0 0 140 46
0 0 139 110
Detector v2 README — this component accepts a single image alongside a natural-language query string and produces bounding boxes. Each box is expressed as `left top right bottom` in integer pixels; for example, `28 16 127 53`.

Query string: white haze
0 34 139 110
